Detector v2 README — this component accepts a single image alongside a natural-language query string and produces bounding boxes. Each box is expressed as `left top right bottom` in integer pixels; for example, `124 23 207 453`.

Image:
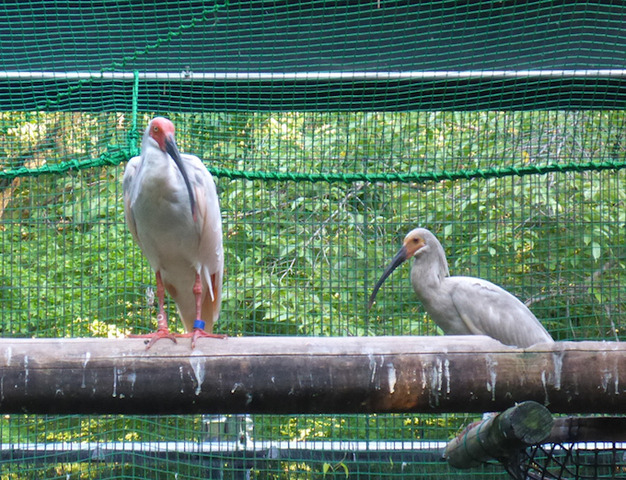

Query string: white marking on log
541 371 550 405
125 372 137 397
23 355 29 395
444 359 451 394
485 356 497 401
369 354 377 383
436 359 443 395
597 351 616 395
231 382 243 394
552 352 563 390
600 369 613 393
189 355 206 396
425 358 445 407
81 352 91 389
387 363 397 394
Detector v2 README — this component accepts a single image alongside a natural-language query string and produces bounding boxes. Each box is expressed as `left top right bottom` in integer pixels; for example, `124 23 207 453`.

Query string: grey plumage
369 227 553 348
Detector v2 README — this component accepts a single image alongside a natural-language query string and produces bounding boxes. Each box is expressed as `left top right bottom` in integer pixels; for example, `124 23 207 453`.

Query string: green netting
1 1 626 479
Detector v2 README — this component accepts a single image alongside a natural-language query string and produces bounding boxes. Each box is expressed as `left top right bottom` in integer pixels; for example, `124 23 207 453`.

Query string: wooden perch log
444 401 553 469
548 416 626 443
0 336 625 415
444 412 626 470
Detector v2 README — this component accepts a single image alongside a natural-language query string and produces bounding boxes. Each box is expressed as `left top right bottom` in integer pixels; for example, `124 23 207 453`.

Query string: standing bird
123 117 225 348
368 227 553 348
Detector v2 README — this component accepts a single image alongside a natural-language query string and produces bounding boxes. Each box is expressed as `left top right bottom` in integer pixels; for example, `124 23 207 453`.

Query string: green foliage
1 110 626 478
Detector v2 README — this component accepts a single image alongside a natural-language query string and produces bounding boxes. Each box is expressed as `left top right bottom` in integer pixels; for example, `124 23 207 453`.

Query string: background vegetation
1 110 625 478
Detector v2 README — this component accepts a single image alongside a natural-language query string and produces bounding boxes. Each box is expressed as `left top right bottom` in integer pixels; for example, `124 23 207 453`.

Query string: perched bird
368 227 553 347
123 117 225 348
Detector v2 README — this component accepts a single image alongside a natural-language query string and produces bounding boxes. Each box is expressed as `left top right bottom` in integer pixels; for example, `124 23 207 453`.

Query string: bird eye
153 126 159 132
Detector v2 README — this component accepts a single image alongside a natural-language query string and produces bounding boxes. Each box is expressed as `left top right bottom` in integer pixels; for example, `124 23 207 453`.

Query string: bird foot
180 329 227 349
129 329 178 350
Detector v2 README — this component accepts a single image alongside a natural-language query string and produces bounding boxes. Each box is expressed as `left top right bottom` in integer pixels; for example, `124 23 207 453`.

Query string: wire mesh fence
1 1 626 479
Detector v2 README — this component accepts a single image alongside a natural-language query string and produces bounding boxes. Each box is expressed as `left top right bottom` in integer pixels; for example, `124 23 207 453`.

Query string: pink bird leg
178 272 226 348
130 271 178 349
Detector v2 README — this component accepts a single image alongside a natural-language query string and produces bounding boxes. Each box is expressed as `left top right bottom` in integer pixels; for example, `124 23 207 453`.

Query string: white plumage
123 117 224 348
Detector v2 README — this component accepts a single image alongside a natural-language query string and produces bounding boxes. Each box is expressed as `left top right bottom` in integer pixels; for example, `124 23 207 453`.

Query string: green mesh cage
1 1 626 479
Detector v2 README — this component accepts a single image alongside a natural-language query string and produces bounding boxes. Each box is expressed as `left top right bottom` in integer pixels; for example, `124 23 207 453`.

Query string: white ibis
123 117 225 348
368 227 554 348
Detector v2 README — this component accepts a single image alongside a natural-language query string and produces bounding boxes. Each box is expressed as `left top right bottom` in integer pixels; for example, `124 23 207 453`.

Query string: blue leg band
193 319 206 330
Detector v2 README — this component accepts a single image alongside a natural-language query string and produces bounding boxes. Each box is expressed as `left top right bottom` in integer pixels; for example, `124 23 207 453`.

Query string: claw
129 328 178 350
180 328 227 349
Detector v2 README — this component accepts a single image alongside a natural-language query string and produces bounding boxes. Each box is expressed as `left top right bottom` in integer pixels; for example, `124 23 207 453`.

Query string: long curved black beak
367 245 408 310
165 135 196 219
